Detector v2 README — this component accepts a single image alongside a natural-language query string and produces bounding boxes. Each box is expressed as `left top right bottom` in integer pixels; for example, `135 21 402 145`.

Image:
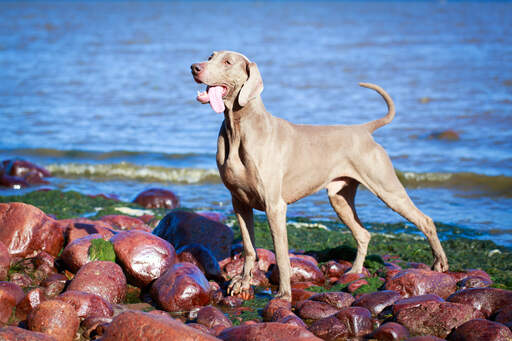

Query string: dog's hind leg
327 178 371 274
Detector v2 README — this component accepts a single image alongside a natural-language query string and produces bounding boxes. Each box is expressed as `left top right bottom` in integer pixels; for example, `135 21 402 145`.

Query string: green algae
88 239 116 262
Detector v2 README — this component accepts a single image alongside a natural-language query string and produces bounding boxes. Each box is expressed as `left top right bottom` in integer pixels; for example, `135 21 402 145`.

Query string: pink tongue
208 86 225 113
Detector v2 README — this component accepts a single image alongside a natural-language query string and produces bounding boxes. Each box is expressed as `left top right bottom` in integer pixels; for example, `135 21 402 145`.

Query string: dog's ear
238 62 263 107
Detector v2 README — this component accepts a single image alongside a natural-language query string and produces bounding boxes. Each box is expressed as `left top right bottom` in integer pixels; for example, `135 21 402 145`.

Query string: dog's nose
191 63 203 74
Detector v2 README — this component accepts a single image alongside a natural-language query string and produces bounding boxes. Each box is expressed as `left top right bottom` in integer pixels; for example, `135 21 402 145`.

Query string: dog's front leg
267 200 292 301
228 198 256 300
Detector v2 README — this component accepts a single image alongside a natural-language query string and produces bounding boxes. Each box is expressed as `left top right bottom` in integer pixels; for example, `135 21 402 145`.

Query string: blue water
1 1 511 246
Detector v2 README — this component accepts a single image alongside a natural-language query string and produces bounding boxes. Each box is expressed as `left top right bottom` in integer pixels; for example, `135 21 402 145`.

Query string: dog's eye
208 54 214 61
224 59 232 65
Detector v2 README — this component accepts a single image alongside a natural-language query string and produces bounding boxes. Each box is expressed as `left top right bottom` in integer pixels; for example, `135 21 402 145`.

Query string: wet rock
100 214 151 232
336 272 366 285
392 294 445 315
290 253 318 266
320 260 351 278
16 288 47 321
57 290 113 319
270 307 295 321
297 300 341 320
221 296 244 308
151 262 210 312
0 286 16 324
99 310 219 340
110 230 177 287
0 242 9 280
60 233 104 273
292 288 316 305
67 261 126 304
196 306 233 334
309 291 355 309
309 307 373 340
395 300 484 338
218 322 321 341
447 318 512 341
385 268 457 299
28 300 79 341
405 337 445 341
10 272 33 288
353 290 402 316
348 278 369 293
133 188 179 209
188 322 215 335
270 257 324 286
177 243 222 281
0 203 64 258
0 160 51 186
370 322 410 341
457 276 493 290
0 281 24 305
209 281 223 305
263 298 292 321
82 316 113 339
0 173 29 188
447 287 512 317
59 218 115 244
447 269 492 283
495 305 512 329
277 314 308 329
40 273 67 297
153 210 233 261
196 211 226 223
0 326 57 340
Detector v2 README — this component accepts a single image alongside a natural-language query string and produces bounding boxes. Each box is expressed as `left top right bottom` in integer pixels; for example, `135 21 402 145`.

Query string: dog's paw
431 257 449 272
275 290 292 302
227 275 254 300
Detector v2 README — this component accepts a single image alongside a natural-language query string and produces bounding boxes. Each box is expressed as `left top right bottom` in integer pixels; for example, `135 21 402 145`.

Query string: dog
191 51 449 301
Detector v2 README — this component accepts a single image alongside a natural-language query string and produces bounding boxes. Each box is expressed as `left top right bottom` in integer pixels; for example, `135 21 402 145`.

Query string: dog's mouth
196 84 228 114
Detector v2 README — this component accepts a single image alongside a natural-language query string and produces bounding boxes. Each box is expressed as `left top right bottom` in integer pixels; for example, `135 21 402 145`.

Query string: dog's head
191 51 263 113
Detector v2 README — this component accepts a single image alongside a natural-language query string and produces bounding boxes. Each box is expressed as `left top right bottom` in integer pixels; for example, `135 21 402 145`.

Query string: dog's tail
360 82 395 133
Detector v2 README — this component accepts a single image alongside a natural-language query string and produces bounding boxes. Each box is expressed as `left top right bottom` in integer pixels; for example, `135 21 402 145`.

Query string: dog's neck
223 96 267 137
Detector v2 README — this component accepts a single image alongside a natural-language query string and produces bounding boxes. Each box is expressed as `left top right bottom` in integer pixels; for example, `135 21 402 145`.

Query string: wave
46 162 512 196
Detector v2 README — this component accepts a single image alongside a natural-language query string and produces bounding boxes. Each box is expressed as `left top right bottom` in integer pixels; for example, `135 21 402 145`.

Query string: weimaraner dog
191 51 449 301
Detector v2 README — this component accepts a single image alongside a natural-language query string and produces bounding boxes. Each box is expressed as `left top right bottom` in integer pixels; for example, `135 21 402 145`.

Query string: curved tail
359 82 395 133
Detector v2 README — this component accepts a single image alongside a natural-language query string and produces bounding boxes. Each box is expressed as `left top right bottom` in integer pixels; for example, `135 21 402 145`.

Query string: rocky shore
0 162 511 340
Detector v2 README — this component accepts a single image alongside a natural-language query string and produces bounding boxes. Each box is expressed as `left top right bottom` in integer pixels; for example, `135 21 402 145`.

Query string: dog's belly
219 161 265 211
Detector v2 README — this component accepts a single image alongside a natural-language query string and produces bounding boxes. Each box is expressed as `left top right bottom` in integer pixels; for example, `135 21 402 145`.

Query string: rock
297 300 341 320
457 276 492 290
110 230 177 287
309 307 373 340
308 292 355 309
277 314 308 329
67 261 127 304
10 272 33 288
153 210 233 261
56 290 113 319
60 233 104 272
40 273 67 297
0 281 24 304
133 188 179 209
196 211 226 223
0 203 64 258
82 316 113 339
336 272 366 285
406 337 445 341
353 290 402 316
290 253 318 266
100 214 151 232
151 262 210 312
0 160 50 187
395 300 484 338
209 281 223 305
320 260 351 278
0 286 16 325
447 269 492 283
495 305 512 329
348 278 369 293
385 268 457 299
428 130 460 141
0 173 29 188
177 243 222 281
99 310 219 340
447 319 512 341
28 300 79 341
369 322 410 341
196 306 233 334
270 257 324 286
0 326 57 340
263 298 292 321
447 288 512 317
16 288 47 321
188 322 215 335
59 218 115 244
0 242 9 280
393 294 445 315
218 322 321 341
292 288 316 305
221 296 244 308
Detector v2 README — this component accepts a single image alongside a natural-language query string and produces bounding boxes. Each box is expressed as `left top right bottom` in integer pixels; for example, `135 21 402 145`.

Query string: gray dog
191 51 449 301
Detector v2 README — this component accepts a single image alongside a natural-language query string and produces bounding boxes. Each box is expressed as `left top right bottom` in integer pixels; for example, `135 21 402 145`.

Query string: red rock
40 273 67 297
151 262 210 312
447 318 512 340
67 261 127 304
0 326 57 340
133 188 179 209
188 322 215 335
0 281 24 304
218 322 321 340
457 276 493 290
221 296 244 308
0 286 16 324
197 306 233 333
177 243 221 281
336 272 365 285
320 260 351 278
99 310 219 340
309 292 355 309
277 314 308 329
395 300 484 338
2 159 51 178
0 174 29 188
292 288 316 305
100 214 151 232
82 316 112 339
290 253 318 266
353 290 402 316
309 306 373 340
9 272 33 287
263 298 292 321
57 290 113 319
297 300 341 320
59 218 115 244
60 233 104 273
405 336 445 341
385 268 457 299
495 305 512 329
28 300 79 341
370 322 410 341
153 210 233 261
0 203 64 258
197 211 226 223
16 288 47 321
0 242 9 281
392 294 445 315
447 288 512 317
270 257 324 286
110 230 177 287
348 278 369 293
209 281 223 305
223 257 269 287
447 269 492 283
